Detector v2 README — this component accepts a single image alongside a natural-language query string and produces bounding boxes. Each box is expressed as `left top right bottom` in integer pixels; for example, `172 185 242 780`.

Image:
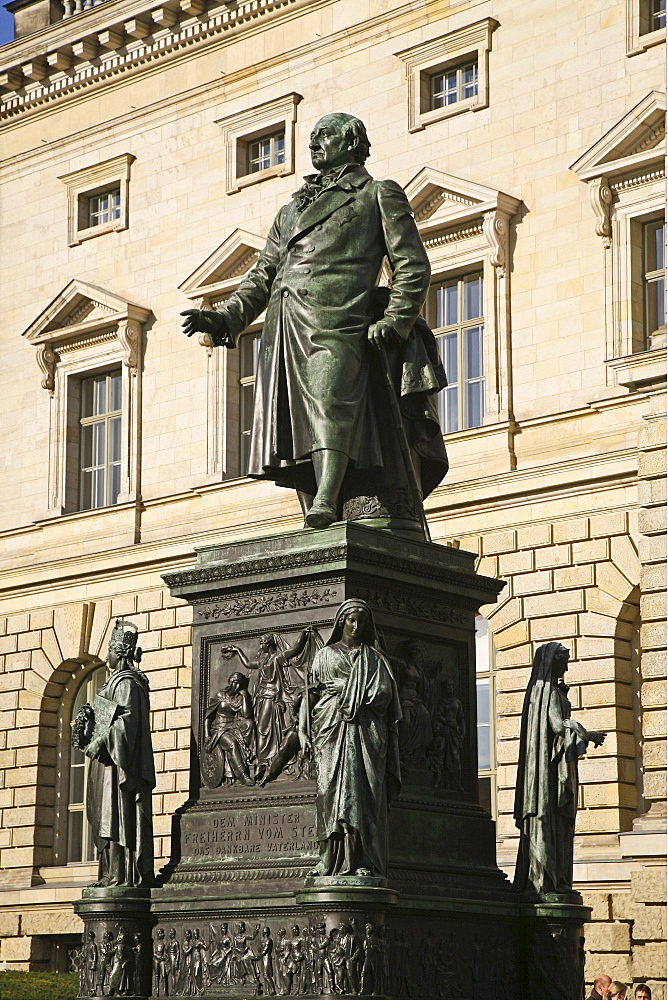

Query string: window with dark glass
648 0 666 31
79 370 122 510
87 188 121 228
426 272 485 434
643 217 666 349
239 331 262 474
67 665 107 863
247 131 285 174
475 615 496 817
429 60 478 109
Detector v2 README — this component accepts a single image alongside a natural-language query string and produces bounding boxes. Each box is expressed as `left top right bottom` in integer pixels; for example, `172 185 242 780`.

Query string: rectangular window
88 188 121 228
79 370 122 510
643 217 666 349
426 272 485 434
247 132 286 175
430 60 478 109
475 615 496 817
239 331 261 474
649 0 666 30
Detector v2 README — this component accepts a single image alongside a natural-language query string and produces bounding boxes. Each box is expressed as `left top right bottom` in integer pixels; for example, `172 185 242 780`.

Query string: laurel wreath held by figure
71 703 95 750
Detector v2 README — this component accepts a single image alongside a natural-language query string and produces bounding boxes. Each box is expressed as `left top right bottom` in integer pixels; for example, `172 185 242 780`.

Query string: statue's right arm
180 210 283 347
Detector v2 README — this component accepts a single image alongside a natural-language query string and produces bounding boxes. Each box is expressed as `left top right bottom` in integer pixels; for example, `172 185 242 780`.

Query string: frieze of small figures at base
147 920 520 998
148 920 393 997
79 926 147 997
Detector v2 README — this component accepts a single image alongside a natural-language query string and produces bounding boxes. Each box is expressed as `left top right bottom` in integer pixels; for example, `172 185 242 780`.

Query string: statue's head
309 113 371 171
262 926 271 937
444 678 454 697
327 599 377 649
107 619 142 671
260 632 279 654
157 928 165 939
226 671 249 694
169 928 177 940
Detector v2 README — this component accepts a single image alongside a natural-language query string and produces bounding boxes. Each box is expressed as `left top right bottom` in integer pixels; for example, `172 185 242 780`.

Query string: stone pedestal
74 524 591 999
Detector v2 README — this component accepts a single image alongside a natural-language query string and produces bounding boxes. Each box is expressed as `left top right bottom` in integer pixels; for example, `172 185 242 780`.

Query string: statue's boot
304 450 347 528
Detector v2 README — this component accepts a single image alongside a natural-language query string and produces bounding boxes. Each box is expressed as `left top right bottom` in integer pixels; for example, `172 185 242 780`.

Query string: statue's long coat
215 165 446 495
86 668 155 881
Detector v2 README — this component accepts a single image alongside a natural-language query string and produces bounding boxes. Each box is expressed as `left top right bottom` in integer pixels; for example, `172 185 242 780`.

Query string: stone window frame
63 663 108 866
571 91 666 390
395 18 497 133
58 153 135 247
179 229 266 483
22 279 150 518
52 658 107 871
626 0 666 55
215 92 302 194
404 167 521 447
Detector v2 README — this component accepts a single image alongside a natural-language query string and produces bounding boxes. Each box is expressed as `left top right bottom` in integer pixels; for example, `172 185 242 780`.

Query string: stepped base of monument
74 880 589 999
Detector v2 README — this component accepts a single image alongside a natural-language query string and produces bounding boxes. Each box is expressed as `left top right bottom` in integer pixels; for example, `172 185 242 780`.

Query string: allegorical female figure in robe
300 599 401 877
513 641 606 898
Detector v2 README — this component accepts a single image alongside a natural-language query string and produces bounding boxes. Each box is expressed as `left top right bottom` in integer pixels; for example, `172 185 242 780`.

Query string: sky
0 5 14 46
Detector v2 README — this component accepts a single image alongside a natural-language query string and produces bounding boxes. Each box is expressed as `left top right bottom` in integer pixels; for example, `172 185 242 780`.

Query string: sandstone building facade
0 0 665 992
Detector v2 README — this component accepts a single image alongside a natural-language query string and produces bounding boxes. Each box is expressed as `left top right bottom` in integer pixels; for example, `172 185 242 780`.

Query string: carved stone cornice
22 278 151 387
571 91 666 246
0 0 298 118
404 166 521 276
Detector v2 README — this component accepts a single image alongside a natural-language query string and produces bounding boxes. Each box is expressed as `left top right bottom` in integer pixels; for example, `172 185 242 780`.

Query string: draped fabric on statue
309 601 402 876
86 668 155 883
513 642 588 895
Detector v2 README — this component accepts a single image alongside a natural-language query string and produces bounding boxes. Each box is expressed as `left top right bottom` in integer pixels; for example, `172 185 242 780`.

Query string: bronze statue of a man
73 620 155 887
182 112 447 531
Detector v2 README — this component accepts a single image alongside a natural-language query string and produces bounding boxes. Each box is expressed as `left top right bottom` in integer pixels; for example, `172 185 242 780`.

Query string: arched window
67 664 107 863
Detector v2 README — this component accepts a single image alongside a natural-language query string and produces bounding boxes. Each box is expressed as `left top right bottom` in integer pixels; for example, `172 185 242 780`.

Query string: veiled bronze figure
182 112 447 532
300 599 402 877
72 619 155 887
513 642 606 899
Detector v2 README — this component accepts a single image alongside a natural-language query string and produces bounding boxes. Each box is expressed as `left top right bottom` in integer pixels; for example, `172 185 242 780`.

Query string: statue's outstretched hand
180 309 232 346
367 321 402 349
588 730 606 748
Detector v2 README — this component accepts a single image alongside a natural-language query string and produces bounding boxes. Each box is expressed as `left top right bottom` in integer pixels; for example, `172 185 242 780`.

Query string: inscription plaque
182 807 318 860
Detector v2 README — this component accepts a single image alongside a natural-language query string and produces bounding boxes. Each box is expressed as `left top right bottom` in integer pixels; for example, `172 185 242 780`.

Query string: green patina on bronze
181 113 447 532
513 642 607 900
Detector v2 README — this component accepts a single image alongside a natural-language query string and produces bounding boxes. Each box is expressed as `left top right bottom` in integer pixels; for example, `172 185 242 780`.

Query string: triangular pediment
23 279 150 344
404 167 521 232
179 229 265 303
571 91 666 180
